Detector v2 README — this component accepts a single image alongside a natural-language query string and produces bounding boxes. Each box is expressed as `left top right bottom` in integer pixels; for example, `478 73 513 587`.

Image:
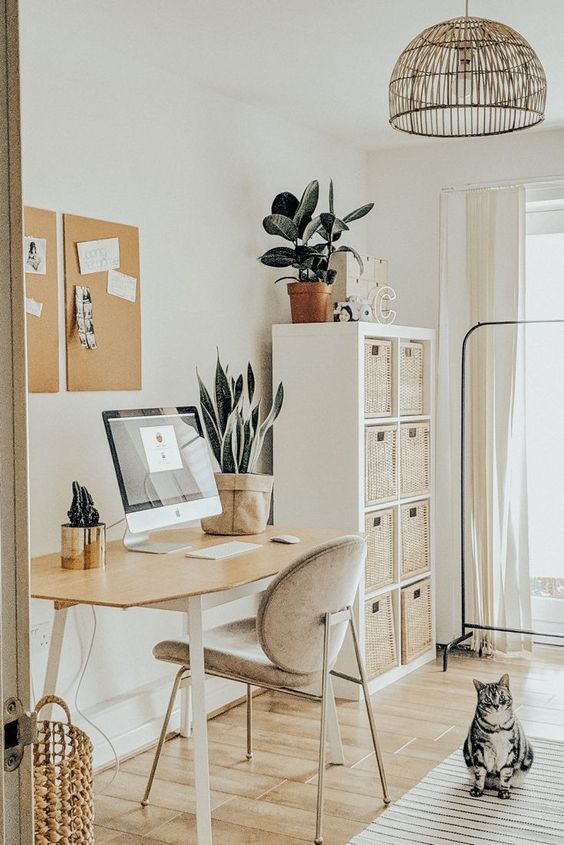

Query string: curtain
437 185 532 655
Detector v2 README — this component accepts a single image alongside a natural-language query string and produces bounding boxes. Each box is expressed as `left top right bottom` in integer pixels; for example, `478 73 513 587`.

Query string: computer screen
103 407 218 515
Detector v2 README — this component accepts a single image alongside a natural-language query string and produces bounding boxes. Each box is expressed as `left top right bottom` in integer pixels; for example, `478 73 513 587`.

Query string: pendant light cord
465 0 469 15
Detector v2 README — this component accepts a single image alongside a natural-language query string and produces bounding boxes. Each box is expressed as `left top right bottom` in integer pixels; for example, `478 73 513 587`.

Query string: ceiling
32 0 564 150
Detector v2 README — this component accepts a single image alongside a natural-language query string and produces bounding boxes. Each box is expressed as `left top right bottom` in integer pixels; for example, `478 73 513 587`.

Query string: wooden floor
93 647 564 844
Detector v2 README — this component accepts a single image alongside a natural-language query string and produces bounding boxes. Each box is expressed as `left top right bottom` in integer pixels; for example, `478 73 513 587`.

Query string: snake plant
197 355 284 474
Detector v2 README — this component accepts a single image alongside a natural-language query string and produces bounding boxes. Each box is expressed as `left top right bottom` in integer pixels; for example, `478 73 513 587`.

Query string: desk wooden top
31 526 349 609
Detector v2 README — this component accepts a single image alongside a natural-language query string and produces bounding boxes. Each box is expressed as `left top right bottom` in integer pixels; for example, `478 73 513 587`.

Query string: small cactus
67 481 100 528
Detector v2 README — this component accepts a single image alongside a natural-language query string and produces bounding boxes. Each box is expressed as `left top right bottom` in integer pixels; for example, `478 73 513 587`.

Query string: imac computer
102 406 222 554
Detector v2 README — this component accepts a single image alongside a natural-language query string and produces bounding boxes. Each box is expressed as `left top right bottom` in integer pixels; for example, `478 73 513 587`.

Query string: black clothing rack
439 318 564 671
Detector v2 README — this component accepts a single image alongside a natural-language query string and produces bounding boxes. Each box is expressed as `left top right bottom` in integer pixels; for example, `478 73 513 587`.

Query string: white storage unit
272 322 435 695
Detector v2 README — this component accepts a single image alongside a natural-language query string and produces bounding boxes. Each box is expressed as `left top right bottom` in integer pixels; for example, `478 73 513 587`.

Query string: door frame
0 0 34 841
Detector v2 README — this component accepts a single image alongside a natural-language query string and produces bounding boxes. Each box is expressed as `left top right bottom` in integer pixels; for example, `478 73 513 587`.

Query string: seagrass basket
364 508 395 592
401 578 433 664
34 695 94 845
400 499 430 580
400 422 430 497
399 341 424 415
364 339 393 418
364 592 397 679
365 425 397 505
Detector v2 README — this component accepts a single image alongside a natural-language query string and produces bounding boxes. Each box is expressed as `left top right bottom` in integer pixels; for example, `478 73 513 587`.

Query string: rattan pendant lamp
389 1 547 137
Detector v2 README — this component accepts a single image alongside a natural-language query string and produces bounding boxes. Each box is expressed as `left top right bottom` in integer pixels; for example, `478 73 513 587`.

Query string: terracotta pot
61 524 106 570
201 473 273 535
287 281 331 323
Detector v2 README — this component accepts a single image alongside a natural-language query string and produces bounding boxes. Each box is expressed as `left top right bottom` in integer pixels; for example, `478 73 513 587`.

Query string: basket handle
34 695 72 724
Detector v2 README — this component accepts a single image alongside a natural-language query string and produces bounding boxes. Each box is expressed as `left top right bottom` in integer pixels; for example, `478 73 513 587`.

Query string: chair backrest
256 536 366 675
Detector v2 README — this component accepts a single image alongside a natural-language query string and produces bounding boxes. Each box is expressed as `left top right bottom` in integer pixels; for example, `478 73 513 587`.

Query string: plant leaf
233 373 244 407
259 246 295 268
333 218 349 235
215 353 232 434
248 383 284 472
247 362 255 405
263 214 298 242
220 409 238 473
293 180 319 235
274 275 299 284
334 245 364 276
342 203 374 224
302 215 322 243
329 179 334 214
200 401 222 464
271 191 299 218
320 213 335 237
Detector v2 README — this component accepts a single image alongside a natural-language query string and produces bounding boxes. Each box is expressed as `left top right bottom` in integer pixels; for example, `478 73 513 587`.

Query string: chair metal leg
349 613 391 805
141 667 186 807
246 684 253 760
314 612 331 845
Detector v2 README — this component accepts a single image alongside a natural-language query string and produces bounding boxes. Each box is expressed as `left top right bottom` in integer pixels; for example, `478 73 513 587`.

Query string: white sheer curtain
437 185 532 655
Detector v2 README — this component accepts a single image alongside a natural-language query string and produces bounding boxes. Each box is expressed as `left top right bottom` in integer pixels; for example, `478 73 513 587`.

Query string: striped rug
349 738 564 845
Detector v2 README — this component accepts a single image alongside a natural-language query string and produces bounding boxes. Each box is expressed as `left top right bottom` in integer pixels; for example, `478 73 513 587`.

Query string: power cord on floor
74 606 120 790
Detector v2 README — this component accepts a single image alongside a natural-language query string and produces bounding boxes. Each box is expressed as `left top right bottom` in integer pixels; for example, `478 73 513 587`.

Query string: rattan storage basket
364 339 393 418
365 425 397 505
364 592 397 679
399 341 424 415
400 499 430 580
34 695 94 845
400 422 430 497
401 578 433 664
364 509 395 592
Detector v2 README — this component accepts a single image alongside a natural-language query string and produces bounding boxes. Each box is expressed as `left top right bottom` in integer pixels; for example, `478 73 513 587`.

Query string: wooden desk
31 525 347 845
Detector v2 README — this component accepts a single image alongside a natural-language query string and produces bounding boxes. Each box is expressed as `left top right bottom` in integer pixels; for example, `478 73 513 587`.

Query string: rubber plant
258 179 374 284
197 355 284 474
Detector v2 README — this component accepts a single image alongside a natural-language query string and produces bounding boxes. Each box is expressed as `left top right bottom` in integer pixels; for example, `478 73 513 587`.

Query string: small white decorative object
333 296 373 322
369 284 397 325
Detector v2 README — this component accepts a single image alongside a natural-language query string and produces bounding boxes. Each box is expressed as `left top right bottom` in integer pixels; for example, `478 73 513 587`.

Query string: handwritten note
107 269 137 303
25 297 43 317
77 237 120 275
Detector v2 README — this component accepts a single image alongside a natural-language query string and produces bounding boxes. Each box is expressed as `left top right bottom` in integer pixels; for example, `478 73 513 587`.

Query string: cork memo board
64 214 141 391
24 207 59 393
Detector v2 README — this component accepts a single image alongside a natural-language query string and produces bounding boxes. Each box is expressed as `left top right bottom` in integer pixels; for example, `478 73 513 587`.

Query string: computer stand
123 525 194 555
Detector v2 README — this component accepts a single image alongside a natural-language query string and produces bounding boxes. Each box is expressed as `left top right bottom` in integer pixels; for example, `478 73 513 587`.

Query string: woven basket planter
201 473 273 535
365 425 397 505
364 339 393 418
400 499 430 580
34 695 94 845
399 341 424 415
401 578 433 664
364 509 395 592
400 422 430 497
364 592 397 679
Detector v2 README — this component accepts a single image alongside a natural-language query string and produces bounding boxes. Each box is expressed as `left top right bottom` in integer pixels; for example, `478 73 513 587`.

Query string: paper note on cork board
24 207 59 393
63 213 141 391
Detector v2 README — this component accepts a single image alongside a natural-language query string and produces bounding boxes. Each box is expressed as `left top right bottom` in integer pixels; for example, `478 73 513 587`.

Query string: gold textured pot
201 473 273 536
61 524 106 570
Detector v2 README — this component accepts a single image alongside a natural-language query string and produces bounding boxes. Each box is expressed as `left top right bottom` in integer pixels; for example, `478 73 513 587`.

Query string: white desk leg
327 677 345 766
187 595 212 845
180 608 192 738
42 606 69 718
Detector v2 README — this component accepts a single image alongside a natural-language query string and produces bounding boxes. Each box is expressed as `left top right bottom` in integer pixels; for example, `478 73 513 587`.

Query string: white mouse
271 534 301 544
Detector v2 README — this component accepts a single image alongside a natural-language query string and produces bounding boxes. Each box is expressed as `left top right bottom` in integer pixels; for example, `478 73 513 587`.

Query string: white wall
21 1 368 765
368 128 564 642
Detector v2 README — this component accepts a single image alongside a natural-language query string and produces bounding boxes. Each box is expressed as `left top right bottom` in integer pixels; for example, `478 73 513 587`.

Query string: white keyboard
185 541 261 560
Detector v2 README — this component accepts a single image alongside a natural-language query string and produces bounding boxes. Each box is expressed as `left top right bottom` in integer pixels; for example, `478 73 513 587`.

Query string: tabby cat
463 673 533 799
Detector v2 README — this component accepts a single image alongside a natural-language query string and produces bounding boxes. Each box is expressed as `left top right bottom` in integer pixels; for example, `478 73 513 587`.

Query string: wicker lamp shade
389 16 547 137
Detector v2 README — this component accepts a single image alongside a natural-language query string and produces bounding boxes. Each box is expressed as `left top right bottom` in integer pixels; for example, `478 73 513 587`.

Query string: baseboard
77 673 259 770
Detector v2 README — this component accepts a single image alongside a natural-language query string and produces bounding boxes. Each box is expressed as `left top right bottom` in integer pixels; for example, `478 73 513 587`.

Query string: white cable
74 606 120 790
106 516 125 532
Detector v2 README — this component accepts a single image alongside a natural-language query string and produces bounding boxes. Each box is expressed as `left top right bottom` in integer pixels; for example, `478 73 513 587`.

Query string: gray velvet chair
142 536 390 844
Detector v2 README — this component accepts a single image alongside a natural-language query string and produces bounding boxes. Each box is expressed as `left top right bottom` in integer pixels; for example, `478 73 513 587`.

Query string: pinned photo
24 236 47 275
